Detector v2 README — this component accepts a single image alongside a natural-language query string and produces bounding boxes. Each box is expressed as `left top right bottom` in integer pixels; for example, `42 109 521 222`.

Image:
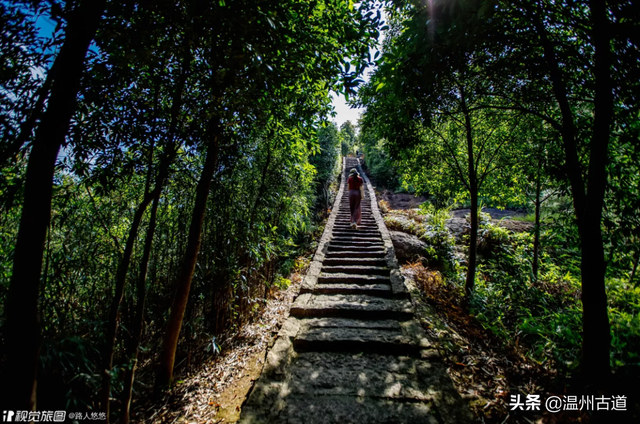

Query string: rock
445 218 467 242
389 230 428 263
495 219 534 232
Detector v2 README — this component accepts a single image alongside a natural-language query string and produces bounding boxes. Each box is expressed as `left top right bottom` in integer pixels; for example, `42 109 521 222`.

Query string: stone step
329 238 383 244
334 221 376 225
293 327 425 357
332 231 381 237
333 227 379 233
321 265 390 276
332 232 380 237
318 273 391 284
290 294 414 321
333 229 379 235
327 244 386 252
323 257 387 266
329 241 384 248
336 212 375 222
333 223 376 228
335 220 376 225
336 215 374 220
337 210 372 214
285 351 440 397
331 236 382 243
304 283 393 297
325 250 386 258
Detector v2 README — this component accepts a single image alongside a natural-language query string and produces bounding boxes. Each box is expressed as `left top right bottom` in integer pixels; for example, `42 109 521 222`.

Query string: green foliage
607 279 640 368
465 217 640 370
470 220 585 368
361 135 400 189
419 203 450 232
340 120 357 156
0 0 382 412
384 209 457 272
310 122 342 211
357 0 640 379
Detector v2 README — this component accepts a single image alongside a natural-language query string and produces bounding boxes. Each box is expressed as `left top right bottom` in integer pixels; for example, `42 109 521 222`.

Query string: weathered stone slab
331 235 382 242
327 244 386 252
325 250 386 258
331 230 381 237
322 257 387 266
317 273 390 284
275 395 440 424
294 327 421 356
305 283 392 297
302 318 402 329
320 265 390 276
289 294 414 320
329 240 384 247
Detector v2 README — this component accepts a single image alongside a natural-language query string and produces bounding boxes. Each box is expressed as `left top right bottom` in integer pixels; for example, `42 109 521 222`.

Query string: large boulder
389 230 428 263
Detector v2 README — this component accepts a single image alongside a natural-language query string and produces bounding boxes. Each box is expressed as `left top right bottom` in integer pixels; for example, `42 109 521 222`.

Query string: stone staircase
239 158 471 424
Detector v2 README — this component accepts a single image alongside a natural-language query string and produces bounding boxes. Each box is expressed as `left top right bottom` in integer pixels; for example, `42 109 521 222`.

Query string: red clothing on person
348 175 363 190
347 175 363 225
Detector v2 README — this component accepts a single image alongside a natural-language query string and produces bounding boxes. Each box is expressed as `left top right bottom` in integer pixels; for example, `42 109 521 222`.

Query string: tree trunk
1 0 106 411
580 0 612 384
533 0 612 384
466 186 479 297
532 171 542 282
121 193 160 424
461 88 478 297
156 128 220 391
533 16 586 218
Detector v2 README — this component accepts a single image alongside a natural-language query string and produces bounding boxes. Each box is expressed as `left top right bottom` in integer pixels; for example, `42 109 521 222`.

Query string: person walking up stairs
347 167 364 230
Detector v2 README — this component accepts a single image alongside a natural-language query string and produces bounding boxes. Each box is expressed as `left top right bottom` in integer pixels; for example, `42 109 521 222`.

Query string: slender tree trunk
121 193 160 424
156 128 220 391
248 141 273 233
580 0 612 384
466 186 479 296
461 89 478 297
1 0 106 411
532 171 542 282
534 16 586 218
